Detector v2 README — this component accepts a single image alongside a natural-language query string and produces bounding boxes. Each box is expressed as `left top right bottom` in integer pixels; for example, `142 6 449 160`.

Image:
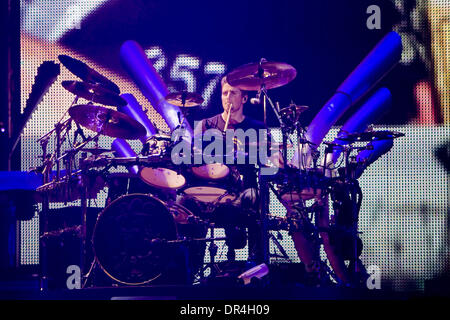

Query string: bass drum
92 193 205 286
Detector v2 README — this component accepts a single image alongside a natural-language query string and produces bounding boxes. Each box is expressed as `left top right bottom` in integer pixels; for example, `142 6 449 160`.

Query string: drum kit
35 55 404 288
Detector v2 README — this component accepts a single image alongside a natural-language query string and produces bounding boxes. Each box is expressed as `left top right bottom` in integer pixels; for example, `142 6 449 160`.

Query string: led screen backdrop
19 0 449 291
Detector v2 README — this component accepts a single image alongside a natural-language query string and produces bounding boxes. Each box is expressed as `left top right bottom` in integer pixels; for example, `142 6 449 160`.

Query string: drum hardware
61 80 127 107
30 54 404 288
279 103 309 129
81 148 113 155
325 132 376 275
336 129 405 143
40 225 82 240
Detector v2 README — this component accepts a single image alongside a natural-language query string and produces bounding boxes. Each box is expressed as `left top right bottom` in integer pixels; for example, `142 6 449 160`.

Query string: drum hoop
92 193 177 285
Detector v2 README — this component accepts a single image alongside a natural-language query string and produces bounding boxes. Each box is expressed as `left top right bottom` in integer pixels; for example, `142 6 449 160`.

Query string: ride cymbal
81 148 114 155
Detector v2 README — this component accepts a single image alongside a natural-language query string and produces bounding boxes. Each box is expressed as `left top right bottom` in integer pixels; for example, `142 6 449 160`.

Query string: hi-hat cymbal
69 104 146 140
337 130 405 142
62 80 127 107
226 60 297 91
58 55 120 94
165 92 204 107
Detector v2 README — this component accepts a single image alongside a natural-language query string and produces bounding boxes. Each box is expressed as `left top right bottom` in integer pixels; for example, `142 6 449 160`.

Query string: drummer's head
221 76 248 114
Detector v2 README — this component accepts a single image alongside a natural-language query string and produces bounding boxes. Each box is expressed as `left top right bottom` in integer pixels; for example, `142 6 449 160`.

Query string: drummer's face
221 82 246 113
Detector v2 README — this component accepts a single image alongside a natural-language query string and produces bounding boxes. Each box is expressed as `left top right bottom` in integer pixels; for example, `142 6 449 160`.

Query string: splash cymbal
62 80 127 107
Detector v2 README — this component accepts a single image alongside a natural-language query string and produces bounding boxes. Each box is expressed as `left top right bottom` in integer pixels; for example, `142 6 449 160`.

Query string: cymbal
81 148 113 155
58 55 120 94
226 60 297 91
69 104 146 140
165 92 204 107
337 130 405 142
62 80 127 107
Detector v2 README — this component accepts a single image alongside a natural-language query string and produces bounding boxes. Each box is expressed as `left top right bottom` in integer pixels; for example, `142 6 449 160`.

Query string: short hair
221 75 248 97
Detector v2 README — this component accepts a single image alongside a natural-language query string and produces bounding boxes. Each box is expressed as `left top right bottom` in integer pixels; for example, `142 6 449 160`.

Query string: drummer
189 75 280 263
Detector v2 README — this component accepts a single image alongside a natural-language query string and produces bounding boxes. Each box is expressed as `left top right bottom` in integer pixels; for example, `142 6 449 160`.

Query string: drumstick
224 104 232 131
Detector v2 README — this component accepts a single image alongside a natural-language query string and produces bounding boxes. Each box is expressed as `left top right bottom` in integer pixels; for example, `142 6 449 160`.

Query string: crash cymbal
337 130 405 142
58 55 120 94
62 80 127 107
226 60 297 91
69 104 146 140
165 92 204 107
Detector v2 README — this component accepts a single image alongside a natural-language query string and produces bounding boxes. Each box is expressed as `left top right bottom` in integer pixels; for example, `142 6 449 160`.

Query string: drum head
92 194 178 285
140 167 186 189
191 163 230 180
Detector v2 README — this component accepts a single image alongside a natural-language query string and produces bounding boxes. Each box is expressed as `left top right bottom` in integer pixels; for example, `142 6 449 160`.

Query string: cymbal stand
78 151 97 286
37 132 53 291
258 172 272 269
